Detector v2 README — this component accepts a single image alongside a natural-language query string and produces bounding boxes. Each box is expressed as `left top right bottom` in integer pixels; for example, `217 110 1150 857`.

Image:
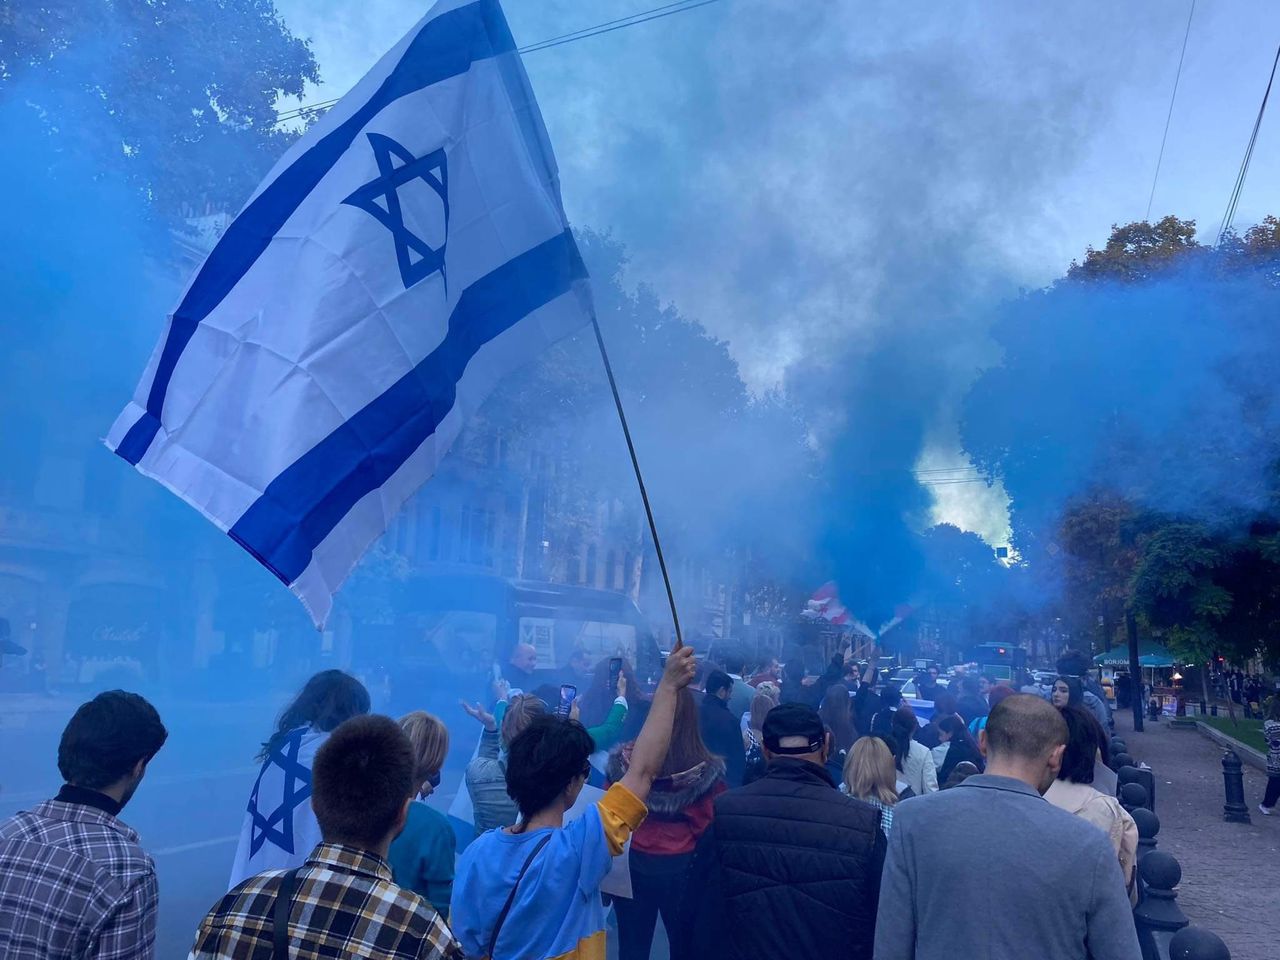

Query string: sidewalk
1113 710 1280 960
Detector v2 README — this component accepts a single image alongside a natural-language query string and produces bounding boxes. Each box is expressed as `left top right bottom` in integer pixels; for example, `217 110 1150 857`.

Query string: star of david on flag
107 0 594 626
343 133 449 290
246 728 313 858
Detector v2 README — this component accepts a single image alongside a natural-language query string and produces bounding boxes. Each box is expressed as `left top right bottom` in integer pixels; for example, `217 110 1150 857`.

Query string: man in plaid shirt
0 690 168 959
189 714 462 960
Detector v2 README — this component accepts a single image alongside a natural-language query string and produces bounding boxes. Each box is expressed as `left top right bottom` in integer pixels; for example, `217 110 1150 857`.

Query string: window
460 506 495 566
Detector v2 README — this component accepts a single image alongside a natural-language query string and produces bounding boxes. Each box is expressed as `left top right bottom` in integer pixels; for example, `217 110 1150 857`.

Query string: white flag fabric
108 0 591 626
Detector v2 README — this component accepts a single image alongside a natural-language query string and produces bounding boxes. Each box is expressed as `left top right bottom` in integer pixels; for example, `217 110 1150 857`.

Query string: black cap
762 702 826 755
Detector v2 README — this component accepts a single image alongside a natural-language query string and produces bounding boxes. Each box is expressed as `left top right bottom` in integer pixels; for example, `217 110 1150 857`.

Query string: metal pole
589 315 684 650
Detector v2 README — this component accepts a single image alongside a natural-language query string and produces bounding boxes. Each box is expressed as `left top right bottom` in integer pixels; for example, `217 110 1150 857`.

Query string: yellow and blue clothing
388 799 456 917
450 783 646 960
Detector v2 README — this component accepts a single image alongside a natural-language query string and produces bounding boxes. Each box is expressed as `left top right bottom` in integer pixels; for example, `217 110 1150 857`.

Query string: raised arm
619 646 697 803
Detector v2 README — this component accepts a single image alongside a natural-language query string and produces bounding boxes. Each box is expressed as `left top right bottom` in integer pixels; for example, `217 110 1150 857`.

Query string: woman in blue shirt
388 710 455 916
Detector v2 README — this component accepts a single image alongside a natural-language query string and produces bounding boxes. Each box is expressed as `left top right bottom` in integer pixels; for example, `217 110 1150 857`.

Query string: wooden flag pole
589 315 684 650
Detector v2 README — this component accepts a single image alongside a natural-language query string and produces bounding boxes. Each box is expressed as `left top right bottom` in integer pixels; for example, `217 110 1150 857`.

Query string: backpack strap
486 833 553 960
272 867 301 960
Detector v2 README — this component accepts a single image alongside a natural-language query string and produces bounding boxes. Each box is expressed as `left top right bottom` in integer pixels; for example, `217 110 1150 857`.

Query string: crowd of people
2 639 1207 960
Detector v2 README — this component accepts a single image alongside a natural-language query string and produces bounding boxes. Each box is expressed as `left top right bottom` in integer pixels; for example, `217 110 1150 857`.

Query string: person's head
705 670 734 702
979 694 1068 793
943 760 980 789
312 715 415 853
58 691 167 807
505 715 595 821
843 735 899 805
1056 649 1092 679
721 649 746 676
890 706 918 770
510 643 538 674
1056 705 1106 785
749 692 775 733
978 674 994 696
398 711 449 798
500 693 547 751
937 714 972 746
961 675 981 697
762 702 830 766
1051 675 1084 709
987 684 1017 713
755 681 781 704
933 690 958 718
1267 697 1280 722
928 665 940 681
568 648 592 676
261 670 370 760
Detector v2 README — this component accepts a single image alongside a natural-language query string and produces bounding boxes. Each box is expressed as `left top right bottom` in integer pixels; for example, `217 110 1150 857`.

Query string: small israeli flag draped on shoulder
108 0 592 627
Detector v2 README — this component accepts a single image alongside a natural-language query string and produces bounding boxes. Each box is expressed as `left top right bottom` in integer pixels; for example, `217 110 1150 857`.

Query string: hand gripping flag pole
589 316 684 651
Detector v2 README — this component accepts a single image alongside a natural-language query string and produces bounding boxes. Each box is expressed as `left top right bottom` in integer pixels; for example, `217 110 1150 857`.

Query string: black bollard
1169 926 1231 960
1131 806 1160 861
1130 807 1160 904
1221 751 1251 824
1133 852 1189 960
1112 751 1135 773
1111 738 1129 756
1120 781 1149 813
1119 765 1157 812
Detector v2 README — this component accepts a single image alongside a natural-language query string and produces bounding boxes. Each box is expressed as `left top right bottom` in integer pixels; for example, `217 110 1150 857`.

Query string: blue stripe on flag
116 0 515 466
228 229 586 585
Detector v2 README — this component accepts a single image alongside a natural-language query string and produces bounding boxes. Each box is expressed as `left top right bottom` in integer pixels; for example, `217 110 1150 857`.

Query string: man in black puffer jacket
681 702 886 960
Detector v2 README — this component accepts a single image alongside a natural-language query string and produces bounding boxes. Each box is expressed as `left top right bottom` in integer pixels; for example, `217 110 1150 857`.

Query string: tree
1057 493 1141 652
1067 216 1201 283
1 0 317 222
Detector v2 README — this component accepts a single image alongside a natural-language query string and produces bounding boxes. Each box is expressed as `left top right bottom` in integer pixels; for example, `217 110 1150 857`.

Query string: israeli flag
108 0 592 626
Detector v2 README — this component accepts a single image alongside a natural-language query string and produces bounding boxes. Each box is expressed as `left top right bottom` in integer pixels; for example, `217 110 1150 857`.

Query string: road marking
153 835 239 856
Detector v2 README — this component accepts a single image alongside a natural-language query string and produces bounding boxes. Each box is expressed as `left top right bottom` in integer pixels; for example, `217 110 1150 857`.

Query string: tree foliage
0 0 317 222
963 216 1280 664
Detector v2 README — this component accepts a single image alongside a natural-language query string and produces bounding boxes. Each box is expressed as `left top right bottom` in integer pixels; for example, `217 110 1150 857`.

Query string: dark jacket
937 738 985 785
699 694 746 787
684 758 886 960
853 684 882 735
955 694 989 726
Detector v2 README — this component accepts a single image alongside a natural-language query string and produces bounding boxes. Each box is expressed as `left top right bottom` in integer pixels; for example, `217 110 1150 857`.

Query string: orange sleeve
597 783 648 856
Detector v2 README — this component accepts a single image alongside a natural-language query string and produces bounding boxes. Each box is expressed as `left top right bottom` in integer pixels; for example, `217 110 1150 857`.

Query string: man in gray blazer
874 694 1140 960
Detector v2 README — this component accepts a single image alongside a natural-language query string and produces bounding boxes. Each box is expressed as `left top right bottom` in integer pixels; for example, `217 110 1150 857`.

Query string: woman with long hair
819 683 857 753
607 690 726 960
843 736 900 836
935 714 985 785
1051 675 1085 710
230 670 370 887
388 711 455 914
891 706 938 796
1045 706 1138 899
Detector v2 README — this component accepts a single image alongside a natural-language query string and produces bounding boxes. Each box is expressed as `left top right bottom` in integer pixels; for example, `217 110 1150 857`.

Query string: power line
273 0 725 127
1145 0 1196 221
1218 42 1280 243
521 0 724 54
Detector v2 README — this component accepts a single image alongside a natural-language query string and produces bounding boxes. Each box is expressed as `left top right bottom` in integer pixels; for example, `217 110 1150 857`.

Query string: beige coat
1045 778 1139 900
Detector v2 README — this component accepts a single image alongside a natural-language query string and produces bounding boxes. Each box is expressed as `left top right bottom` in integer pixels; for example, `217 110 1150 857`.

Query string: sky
270 0 1280 544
